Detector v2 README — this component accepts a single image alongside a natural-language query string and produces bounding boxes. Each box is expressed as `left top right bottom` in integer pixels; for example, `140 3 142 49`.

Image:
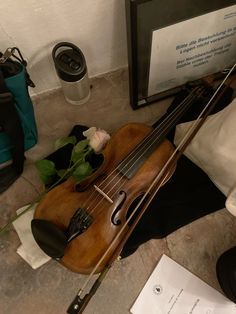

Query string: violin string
73 85 205 228
77 65 236 297
173 63 236 154
103 88 207 195
99 87 201 186
101 87 206 187
81 87 200 214
82 86 205 217
100 88 207 201
82 86 205 216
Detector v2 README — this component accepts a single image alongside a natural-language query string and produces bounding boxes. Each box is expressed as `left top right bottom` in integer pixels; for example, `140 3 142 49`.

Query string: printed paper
130 254 236 314
148 5 236 96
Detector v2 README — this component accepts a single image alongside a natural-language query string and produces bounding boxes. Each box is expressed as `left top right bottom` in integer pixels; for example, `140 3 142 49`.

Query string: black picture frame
125 0 236 109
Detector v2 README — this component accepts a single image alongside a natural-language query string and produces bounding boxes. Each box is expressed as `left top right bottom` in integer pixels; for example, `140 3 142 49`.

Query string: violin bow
67 63 236 314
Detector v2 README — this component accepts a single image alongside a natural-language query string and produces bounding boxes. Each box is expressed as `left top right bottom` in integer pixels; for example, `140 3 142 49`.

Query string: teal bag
0 47 37 192
0 63 38 163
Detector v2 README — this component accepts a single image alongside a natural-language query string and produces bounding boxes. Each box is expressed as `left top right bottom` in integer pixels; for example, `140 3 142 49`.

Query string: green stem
0 195 44 234
0 153 92 235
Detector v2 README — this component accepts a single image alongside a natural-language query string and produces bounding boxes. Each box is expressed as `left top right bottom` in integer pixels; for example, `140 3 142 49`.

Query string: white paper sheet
13 204 51 269
148 5 236 96
130 254 236 314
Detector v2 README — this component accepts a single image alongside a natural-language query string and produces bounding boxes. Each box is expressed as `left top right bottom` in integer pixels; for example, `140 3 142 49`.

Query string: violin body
34 123 175 274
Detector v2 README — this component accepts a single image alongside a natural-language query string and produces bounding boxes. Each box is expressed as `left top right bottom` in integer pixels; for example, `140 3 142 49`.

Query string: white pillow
174 97 236 216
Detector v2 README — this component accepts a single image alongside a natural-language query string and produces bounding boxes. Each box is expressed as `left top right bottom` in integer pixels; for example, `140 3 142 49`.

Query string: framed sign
125 0 236 109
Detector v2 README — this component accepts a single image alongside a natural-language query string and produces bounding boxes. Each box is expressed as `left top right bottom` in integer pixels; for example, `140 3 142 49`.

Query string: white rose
83 127 110 153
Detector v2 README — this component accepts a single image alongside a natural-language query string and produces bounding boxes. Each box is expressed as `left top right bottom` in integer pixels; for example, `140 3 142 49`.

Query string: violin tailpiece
67 208 93 242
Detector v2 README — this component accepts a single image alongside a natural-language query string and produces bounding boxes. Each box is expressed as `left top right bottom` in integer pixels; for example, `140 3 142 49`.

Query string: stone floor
1 68 236 314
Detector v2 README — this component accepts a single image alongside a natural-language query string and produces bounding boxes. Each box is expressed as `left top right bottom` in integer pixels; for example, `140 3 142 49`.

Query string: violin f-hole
111 191 126 225
126 193 149 227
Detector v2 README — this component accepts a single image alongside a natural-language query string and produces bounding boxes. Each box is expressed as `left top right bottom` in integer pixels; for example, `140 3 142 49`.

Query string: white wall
1 0 128 95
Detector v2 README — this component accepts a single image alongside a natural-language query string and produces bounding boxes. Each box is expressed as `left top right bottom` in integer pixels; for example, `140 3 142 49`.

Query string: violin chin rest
31 219 67 259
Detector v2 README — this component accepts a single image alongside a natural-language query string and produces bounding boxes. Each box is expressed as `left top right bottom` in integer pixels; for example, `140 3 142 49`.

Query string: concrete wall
1 0 128 95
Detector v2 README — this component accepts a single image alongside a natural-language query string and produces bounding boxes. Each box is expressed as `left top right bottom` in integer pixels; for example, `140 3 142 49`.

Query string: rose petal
83 127 97 139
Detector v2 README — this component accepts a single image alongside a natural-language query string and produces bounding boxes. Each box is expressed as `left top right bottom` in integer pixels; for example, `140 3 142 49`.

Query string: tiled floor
1 69 236 314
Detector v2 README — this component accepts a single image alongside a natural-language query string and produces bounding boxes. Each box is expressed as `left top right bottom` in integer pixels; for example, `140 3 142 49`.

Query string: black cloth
216 246 236 303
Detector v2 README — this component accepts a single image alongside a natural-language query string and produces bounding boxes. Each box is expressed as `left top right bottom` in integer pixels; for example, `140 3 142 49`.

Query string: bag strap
0 69 25 179
0 47 35 87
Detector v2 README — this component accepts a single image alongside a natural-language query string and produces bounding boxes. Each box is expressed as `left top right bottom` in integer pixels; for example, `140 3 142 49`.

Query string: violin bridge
94 185 113 204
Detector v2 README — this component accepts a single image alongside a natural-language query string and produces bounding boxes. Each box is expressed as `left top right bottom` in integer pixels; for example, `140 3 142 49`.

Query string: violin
34 123 175 272
32 64 236 313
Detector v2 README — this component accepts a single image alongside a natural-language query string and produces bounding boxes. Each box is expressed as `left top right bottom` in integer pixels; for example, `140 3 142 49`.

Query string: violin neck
118 86 205 179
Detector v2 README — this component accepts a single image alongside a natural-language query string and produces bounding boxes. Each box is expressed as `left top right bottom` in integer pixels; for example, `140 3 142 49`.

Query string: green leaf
35 159 57 185
72 162 93 183
55 136 77 150
71 151 84 164
71 139 89 163
74 139 89 153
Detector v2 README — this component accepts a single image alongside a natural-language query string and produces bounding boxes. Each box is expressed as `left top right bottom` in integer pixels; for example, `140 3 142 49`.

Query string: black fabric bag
0 47 37 193
216 246 236 303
